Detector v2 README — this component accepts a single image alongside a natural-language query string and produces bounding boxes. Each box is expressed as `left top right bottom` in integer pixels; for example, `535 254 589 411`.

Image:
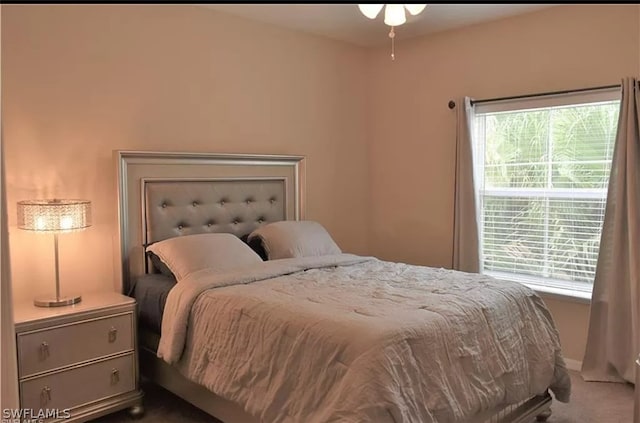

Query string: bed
115 150 570 423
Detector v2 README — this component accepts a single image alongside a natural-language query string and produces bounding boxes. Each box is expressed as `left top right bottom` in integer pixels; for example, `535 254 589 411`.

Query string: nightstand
14 292 144 422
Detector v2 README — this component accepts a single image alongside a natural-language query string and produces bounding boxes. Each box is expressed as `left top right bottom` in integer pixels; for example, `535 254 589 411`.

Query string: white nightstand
14 292 144 422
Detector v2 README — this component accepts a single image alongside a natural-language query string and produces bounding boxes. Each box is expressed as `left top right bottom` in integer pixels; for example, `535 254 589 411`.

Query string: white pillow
248 220 341 260
146 233 263 281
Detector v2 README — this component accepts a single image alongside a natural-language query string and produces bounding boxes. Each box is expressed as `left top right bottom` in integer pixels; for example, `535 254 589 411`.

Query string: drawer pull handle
108 327 118 343
40 386 51 406
39 342 50 360
111 368 120 385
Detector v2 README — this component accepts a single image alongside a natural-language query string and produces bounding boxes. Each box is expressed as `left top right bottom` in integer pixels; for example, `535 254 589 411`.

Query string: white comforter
158 254 571 423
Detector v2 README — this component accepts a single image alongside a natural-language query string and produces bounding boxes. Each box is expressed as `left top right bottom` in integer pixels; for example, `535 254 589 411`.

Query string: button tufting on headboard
145 179 287 245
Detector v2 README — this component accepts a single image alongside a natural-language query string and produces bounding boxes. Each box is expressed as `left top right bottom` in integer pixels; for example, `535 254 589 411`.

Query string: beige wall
367 4 640 362
3 4 638 364
2 5 370 302
1 3 20 410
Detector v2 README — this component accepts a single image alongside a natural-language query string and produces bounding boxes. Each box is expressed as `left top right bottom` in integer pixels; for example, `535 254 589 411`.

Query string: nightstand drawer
20 353 135 414
18 313 133 378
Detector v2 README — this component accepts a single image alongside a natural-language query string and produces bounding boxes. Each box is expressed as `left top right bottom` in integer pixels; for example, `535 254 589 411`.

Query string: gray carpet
549 371 634 423
93 371 634 422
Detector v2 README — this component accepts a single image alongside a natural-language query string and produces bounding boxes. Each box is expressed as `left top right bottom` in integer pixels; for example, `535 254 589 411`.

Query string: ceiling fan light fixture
404 4 427 16
358 4 384 19
384 4 407 26
357 4 428 61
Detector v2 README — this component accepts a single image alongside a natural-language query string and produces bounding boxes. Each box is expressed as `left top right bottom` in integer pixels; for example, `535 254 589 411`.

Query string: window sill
484 270 592 304
523 283 592 305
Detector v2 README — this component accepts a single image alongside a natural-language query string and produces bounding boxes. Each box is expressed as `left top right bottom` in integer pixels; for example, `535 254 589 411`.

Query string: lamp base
34 295 82 308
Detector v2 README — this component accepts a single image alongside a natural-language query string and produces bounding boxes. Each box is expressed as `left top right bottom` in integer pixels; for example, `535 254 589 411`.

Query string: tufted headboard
144 178 286 245
115 151 305 294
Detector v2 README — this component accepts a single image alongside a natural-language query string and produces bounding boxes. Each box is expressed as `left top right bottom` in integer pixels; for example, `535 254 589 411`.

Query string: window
473 89 620 297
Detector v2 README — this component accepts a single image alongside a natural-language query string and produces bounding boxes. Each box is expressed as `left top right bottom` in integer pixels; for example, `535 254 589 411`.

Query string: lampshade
404 4 427 16
384 4 407 26
358 4 384 19
17 199 91 232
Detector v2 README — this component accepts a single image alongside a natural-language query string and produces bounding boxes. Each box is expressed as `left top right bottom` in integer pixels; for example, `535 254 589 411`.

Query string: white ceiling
202 4 557 47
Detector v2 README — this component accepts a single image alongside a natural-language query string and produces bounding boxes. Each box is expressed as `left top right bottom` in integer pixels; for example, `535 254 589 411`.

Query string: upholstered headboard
144 178 287 245
115 151 305 294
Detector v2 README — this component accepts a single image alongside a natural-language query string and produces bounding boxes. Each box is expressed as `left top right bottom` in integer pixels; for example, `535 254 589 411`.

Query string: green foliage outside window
479 101 619 285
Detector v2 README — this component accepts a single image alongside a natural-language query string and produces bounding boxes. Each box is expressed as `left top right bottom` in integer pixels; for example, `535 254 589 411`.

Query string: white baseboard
564 358 583 372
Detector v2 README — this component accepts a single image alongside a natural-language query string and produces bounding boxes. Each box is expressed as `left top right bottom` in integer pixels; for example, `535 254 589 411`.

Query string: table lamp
17 199 91 307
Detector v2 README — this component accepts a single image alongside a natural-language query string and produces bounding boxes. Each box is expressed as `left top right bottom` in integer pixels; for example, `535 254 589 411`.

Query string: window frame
472 87 621 301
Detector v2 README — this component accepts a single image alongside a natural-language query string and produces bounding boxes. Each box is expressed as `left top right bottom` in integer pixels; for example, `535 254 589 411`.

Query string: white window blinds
473 88 620 295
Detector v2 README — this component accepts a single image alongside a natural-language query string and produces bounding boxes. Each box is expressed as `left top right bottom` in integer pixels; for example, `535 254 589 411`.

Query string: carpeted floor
548 371 634 423
92 370 635 422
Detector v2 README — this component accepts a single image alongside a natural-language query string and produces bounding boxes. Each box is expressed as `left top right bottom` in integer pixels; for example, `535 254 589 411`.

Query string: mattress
132 273 176 334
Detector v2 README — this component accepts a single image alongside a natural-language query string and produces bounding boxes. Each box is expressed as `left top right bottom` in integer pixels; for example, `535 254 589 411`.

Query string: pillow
147 251 175 277
240 234 268 261
145 233 263 281
247 220 341 260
